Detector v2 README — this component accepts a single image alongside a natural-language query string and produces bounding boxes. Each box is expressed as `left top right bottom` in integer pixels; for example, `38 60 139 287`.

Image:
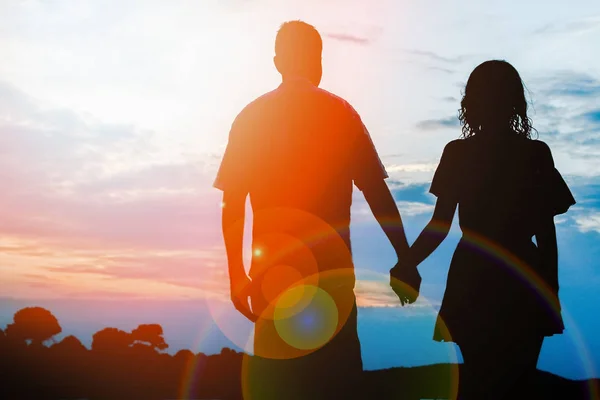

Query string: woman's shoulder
526 139 555 165
442 138 467 153
494 135 553 157
529 139 551 152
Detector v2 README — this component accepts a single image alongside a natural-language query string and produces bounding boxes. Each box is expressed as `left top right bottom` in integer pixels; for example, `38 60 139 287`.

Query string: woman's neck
480 124 513 137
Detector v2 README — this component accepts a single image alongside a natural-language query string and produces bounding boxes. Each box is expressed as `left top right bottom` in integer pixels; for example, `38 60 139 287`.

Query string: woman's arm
535 216 559 296
407 197 458 267
389 197 457 305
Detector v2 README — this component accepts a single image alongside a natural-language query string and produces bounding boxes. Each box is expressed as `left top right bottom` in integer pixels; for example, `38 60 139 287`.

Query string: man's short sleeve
213 114 252 194
349 112 388 191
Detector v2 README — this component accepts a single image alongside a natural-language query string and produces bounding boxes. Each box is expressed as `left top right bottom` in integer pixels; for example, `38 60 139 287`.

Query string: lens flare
259 264 305 311
375 217 598 398
274 284 338 350
182 208 599 400
250 267 356 361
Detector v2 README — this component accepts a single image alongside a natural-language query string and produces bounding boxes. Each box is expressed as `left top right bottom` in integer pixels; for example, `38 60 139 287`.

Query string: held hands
229 273 258 323
390 259 422 306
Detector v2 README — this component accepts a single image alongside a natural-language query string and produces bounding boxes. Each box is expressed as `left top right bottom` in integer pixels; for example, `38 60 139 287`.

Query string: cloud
554 215 569 225
398 49 471 75
403 49 468 64
0 81 223 250
569 180 600 228
391 183 434 204
44 251 228 296
0 232 230 299
525 71 600 178
325 32 371 45
355 279 439 312
534 16 600 36
442 96 459 103
425 66 455 75
355 280 400 307
539 71 600 98
574 212 600 234
375 162 438 186
396 201 435 217
385 163 438 174
0 81 229 298
582 110 600 124
415 116 460 131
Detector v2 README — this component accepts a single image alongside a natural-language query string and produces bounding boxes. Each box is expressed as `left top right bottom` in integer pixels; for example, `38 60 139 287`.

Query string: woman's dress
429 134 576 345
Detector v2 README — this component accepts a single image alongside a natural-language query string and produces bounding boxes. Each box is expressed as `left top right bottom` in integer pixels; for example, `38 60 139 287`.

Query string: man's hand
230 273 257 323
390 262 421 306
388 198 456 306
221 191 256 322
361 179 410 264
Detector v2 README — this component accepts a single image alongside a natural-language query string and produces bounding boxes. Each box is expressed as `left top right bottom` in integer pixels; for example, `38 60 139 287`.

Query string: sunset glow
1 0 600 380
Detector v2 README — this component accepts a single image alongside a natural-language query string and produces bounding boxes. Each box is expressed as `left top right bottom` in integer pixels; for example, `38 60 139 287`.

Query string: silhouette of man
215 20 409 399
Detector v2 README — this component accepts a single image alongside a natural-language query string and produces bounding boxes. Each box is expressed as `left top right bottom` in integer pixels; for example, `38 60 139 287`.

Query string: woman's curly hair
458 60 536 139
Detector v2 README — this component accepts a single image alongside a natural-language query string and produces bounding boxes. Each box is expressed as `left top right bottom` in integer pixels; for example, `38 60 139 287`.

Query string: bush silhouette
2 306 597 400
51 335 87 353
0 328 6 355
131 323 168 351
91 327 133 352
174 348 195 362
4 306 61 345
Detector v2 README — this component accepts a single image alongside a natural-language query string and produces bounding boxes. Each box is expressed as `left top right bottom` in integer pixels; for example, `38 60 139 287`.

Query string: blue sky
0 0 599 380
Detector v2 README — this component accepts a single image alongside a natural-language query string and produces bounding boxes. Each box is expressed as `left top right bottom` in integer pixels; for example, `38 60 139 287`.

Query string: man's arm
221 191 256 322
387 197 455 305
361 179 417 305
361 179 409 260
215 108 258 322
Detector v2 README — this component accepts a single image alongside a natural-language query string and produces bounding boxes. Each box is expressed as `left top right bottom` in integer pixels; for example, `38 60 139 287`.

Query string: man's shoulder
314 87 359 117
235 85 359 124
234 89 280 122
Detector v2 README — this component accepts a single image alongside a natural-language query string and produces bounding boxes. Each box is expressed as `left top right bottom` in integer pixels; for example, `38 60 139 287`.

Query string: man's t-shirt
214 78 387 281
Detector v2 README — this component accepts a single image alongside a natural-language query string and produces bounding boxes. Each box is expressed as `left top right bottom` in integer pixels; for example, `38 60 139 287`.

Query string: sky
1 0 599 380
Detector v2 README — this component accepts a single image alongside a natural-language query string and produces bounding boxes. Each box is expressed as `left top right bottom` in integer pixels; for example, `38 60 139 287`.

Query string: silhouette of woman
396 60 576 399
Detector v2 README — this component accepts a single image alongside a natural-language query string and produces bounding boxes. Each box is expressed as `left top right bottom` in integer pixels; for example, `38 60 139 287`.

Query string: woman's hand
390 262 421 306
388 197 456 306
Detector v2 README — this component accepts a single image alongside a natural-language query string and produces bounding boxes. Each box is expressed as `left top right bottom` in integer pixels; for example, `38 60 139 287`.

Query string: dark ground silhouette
1 307 598 399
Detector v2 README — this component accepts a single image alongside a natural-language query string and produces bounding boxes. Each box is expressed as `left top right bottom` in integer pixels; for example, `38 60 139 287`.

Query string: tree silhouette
131 323 168 351
1 307 596 400
175 349 194 360
4 307 61 345
220 347 235 356
51 335 87 354
91 327 132 352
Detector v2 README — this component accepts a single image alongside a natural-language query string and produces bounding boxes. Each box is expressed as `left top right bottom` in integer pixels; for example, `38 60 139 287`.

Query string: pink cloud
0 81 224 250
0 81 229 298
0 80 402 308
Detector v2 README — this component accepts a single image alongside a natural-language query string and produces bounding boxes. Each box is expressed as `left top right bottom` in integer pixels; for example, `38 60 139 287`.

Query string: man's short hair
275 20 322 62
